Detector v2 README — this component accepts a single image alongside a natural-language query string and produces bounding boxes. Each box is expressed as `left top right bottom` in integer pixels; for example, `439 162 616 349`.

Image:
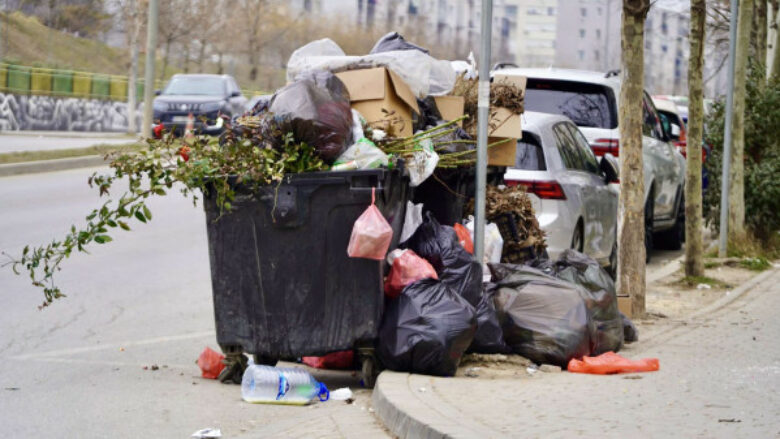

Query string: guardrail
0 63 265 101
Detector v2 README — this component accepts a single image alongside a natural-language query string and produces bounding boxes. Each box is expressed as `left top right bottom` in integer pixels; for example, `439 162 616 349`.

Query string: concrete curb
372 372 503 439
0 155 108 177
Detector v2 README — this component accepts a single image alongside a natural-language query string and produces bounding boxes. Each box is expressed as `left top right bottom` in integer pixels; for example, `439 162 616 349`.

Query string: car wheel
655 194 684 250
645 195 654 263
571 221 584 253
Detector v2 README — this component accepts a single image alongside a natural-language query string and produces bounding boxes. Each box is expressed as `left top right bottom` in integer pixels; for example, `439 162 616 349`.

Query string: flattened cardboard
433 95 465 127
335 67 419 137
487 136 517 167
486 74 526 166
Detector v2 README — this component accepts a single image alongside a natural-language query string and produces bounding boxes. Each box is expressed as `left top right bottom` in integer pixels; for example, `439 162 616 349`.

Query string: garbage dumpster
204 168 408 387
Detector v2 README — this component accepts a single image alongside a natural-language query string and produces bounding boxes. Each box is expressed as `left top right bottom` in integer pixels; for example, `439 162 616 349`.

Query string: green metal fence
0 63 265 101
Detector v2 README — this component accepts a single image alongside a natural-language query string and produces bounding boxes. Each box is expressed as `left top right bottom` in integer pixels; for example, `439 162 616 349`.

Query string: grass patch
703 260 720 269
738 257 771 271
678 275 729 288
0 142 145 164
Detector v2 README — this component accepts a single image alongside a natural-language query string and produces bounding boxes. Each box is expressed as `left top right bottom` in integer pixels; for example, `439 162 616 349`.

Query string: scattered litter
330 387 354 401
696 283 712 290
568 352 659 375
526 366 538 375
718 419 741 423
4 387 20 391
150 364 159 371
464 367 481 377
539 365 562 373
191 428 222 438
197 347 226 379
119 347 125 352
302 350 354 370
622 375 644 380
242 365 329 405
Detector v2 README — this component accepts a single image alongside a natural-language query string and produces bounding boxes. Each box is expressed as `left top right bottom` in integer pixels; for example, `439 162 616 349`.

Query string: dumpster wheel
218 353 247 384
359 350 380 388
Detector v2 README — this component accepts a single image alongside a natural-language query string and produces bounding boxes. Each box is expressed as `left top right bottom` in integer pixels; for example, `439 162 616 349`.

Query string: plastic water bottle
241 365 329 405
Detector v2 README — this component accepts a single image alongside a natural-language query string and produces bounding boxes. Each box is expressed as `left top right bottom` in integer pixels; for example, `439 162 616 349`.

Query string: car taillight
506 180 566 199
675 141 687 157
590 138 619 157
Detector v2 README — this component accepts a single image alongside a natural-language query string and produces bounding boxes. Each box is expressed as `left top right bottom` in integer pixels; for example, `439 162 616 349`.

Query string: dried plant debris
451 75 525 136
467 185 546 263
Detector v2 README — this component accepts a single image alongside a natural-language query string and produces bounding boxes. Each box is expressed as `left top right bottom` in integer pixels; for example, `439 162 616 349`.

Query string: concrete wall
0 93 139 132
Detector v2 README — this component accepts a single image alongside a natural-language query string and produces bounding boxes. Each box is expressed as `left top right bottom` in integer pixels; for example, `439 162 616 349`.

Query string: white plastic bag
332 137 388 171
406 139 439 187
286 39 456 97
400 201 423 243
466 217 504 282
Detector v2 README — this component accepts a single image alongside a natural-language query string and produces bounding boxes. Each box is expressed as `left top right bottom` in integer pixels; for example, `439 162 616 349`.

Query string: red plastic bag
453 223 474 254
302 350 355 369
567 351 659 375
347 188 393 260
384 249 439 298
197 347 226 379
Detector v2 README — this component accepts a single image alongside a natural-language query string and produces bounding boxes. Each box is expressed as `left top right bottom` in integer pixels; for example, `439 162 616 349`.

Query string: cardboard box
486 74 526 166
433 95 464 127
335 67 420 138
617 296 631 317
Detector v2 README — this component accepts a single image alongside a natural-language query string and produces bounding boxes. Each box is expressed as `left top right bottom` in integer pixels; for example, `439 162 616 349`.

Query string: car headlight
201 101 224 112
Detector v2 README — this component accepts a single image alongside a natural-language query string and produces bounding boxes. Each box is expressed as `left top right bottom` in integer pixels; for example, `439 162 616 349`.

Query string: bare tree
618 0 651 317
157 0 192 81
686 0 706 277
729 0 753 242
753 0 768 80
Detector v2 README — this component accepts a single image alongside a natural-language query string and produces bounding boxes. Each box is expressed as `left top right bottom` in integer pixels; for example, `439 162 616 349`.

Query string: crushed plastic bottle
241 365 329 405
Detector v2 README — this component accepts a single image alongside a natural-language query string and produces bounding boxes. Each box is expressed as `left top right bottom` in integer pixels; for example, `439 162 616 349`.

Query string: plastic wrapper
377 278 477 376
567 352 659 375
197 347 226 379
384 249 439 298
286 38 456 97
402 213 482 307
347 188 393 260
468 288 510 354
552 250 623 355
400 201 423 242
453 223 474 254
407 139 439 186
370 32 430 54
268 70 353 163
466 218 504 282
488 264 595 368
333 137 389 170
302 350 354 370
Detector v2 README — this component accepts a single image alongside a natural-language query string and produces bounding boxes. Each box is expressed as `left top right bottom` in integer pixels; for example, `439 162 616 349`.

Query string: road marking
10 330 215 360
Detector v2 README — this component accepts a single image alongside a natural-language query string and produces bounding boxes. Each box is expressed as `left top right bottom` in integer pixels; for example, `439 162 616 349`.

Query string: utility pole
474 0 493 267
141 0 158 140
718 0 738 257
127 0 140 135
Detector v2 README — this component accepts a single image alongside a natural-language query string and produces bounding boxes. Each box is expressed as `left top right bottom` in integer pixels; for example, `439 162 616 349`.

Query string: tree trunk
617 0 650 317
217 52 224 74
730 0 753 241
198 40 207 72
771 1 780 80
160 38 171 82
685 0 706 277
754 0 768 82
182 42 190 73
126 0 141 135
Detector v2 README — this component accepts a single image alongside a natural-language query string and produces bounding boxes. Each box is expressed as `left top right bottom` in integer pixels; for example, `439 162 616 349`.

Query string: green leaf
94 235 112 244
142 205 152 221
134 211 147 223
118 221 131 231
106 220 118 228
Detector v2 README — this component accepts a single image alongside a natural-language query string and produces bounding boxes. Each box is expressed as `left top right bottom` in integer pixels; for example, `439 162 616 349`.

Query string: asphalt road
0 132 136 153
0 166 684 437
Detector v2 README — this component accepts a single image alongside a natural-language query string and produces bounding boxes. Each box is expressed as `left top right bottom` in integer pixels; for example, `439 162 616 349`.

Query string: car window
565 123 601 174
163 77 226 96
642 93 665 140
657 110 682 141
524 79 618 129
514 133 546 170
553 123 586 171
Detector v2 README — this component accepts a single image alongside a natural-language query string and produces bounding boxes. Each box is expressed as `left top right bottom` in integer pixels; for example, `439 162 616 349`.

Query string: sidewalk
0 131 137 154
373 267 780 438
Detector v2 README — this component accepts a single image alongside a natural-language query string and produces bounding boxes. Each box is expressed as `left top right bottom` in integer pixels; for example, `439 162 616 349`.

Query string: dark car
152 74 247 136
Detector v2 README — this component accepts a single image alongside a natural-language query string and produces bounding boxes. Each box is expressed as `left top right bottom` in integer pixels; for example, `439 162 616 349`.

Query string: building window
580 7 587 17
548 7 555 15
662 44 668 53
596 29 601 39
594 50 600 61
597 7 602 15
579 29 585 38
505 5 517 17
578 50 585 60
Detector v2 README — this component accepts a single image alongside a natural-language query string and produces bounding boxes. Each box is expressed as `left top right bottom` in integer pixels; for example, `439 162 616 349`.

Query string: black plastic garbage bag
402 213 482 307
552 250 624 355
488 263 595 368
468 288 510 354
268 70 353 163
377 278 477 376
621 312 639 343
370 32 430 54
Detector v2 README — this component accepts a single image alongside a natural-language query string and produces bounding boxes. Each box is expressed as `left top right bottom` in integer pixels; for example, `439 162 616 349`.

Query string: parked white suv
496 68 687 258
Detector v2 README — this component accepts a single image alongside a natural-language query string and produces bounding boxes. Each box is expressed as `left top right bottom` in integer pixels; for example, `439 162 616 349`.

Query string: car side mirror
230 90 242 98
600 153 619 183
154 89 161 96
670 124 681 138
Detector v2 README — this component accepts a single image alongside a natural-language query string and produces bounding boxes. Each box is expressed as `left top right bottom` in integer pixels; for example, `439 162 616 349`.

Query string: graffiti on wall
0 93 140 132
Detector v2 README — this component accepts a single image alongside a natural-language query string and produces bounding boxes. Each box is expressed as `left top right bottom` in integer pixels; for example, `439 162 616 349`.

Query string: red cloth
197 347 225 379
568 351 659 375
302 350 355 369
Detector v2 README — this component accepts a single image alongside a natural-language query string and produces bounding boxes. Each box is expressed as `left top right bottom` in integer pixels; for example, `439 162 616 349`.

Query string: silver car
504 111 619 273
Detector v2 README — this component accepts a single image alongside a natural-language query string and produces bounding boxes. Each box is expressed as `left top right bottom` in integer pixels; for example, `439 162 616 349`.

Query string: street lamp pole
718 0 738 257
474 0 493 266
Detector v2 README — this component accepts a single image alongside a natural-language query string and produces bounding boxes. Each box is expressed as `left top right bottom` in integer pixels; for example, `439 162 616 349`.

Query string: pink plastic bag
384 249 439 298
197 347 225 379
347 188 393 260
